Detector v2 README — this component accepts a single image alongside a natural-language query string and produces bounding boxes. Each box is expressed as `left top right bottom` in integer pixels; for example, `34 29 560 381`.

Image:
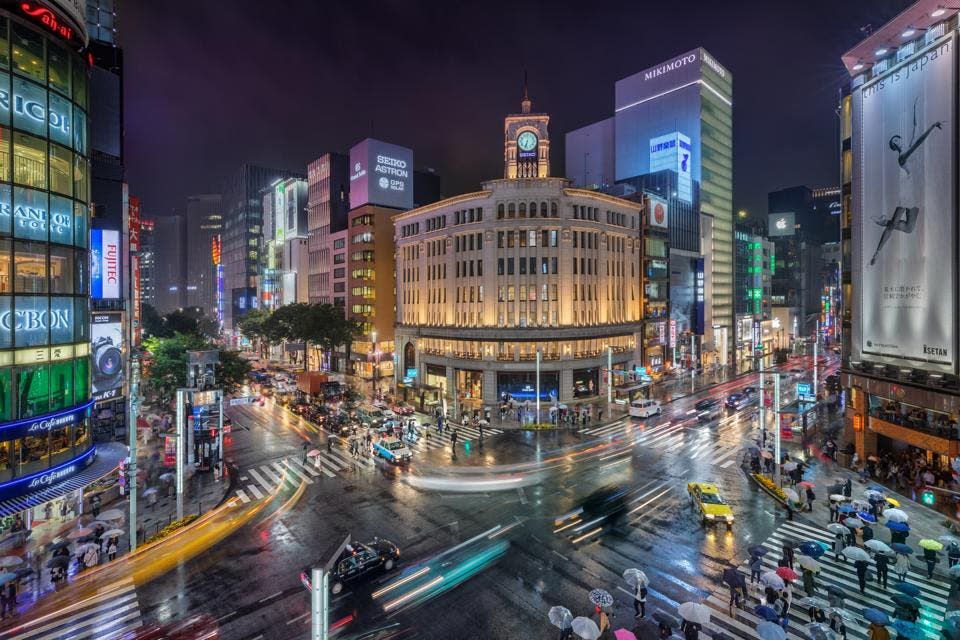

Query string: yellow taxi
687 482 734 528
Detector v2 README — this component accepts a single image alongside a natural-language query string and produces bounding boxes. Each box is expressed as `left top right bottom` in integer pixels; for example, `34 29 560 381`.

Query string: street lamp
371 329 379 400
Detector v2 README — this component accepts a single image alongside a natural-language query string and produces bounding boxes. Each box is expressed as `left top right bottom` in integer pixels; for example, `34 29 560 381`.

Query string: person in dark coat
875 551 890 589
890 528 909 545
854 559 869 593
782 544 795 569
862 524 874 543
923 548 938 579
843 477 853 498
802 567 816 596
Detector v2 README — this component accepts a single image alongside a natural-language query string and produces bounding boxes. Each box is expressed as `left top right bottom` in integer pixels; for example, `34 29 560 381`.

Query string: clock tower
504 80 550 179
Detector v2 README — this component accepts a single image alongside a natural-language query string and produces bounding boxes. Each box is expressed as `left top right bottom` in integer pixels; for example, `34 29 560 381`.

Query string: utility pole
311 535 351 640
535 347 541 424
774 373 782 487
175 388 187 520
127 358 140 551
606 345 613 406
758 357 766 447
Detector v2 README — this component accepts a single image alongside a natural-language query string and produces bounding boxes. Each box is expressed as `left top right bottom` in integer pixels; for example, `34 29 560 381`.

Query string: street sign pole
774 374 782 487
607 346 613 406
128 358 140 551
312 535 351 640
175 388 187 520
535 348 541 424
758 358 766 447
813 340 819 402
217 390 224 480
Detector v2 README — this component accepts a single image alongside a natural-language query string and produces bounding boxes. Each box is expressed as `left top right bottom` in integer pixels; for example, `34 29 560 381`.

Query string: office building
734 223 774 372
841 2 960 469
184 194 222 316
260 178 308 309
221 164 302 333
0 0 126 513
152 214 186 314
306 153 349 304
393 94 644 412
565 48 733 367
139 216 156 308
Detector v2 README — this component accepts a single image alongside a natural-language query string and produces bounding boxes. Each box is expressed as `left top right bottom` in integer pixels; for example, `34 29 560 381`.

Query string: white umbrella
842 547 871 562
98 509 124 521
571 616 600 640
102 529 125 538
622 568 648 588
798 556 821 572
783 461 798 472
865 540 893 555
756 622 786 640
843 517 864 529
827 523 849 535
67 527 92 539
804 622 838 640
829 494 848 502
760 571 785 590
884 508 909 523
141 488 158 497
863 489 885 500
548 606 573 630
784 488 800 503
0 556 22 568
677 601 711 625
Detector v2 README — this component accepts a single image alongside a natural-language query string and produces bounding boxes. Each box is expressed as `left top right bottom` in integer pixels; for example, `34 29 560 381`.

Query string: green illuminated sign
921 490 935 506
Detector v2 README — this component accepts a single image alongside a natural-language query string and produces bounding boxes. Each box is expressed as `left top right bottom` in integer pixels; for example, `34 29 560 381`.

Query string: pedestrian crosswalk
696 519 948 640
8 577 141 640
580 418 746 468
404 423 503 455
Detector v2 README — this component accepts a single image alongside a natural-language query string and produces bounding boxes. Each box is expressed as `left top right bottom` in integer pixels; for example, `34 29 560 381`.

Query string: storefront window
13 133 45 189
49 424 70 465
20 433 49 475
0 440 11 483
0 127 10 184
72 153 87 201
0 238 9 291
11 22 44 83
48 359 72 411
74 418 89 449
73 202 87 248
47 41 69 97
74 356 89 401
49 144 71 195
497 371 558 402
12 76 46 136
48 244 71 292
572 368 599 398
17 362 49 417
13 241 45 292
457 370 483 401
0 368 10 421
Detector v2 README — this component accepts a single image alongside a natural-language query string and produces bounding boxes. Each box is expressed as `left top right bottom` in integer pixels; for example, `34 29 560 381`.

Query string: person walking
829 499 839 524
923 548 938 579
595 607 611 639
867 621 890 640
727 583 742 616
802 567 816 596
450 429 459 453
107 537 118 561
834 533 847 563
948 541 960 571
91 494 101 518
749 554 763 584
894 552 910 583
829 612 848 640
301 441 309 464
805 486 816 512
597 408 603 422
875 550 889 589
634 582 647 619
326 437 333 455
854 558 869 593
782 543 795 570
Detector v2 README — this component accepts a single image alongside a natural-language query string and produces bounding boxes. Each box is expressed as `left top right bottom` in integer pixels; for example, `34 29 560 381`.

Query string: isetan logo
923 344 948 357
644 53 697 81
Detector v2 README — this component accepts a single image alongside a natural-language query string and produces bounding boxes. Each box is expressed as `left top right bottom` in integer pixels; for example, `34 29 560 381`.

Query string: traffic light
921 490 936 506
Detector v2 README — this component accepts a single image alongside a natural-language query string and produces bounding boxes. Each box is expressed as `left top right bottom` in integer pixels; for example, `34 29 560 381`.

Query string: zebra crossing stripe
9 580 141 640
246 467 274 493
235 488 250 504
246 483 264 500
286 457 334 479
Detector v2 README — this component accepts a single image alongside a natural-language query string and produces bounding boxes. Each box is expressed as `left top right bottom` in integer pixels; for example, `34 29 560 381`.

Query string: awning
0 442 127 518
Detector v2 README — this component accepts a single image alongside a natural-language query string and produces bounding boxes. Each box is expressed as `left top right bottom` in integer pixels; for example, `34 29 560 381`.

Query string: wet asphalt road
134 357 839 639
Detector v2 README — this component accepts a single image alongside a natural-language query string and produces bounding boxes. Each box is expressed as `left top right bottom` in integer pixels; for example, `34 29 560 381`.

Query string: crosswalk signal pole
311 568 328 640
774 374 782 488
128 358 141 551
217 390 224 481
175 388 187 520
758 358 766 447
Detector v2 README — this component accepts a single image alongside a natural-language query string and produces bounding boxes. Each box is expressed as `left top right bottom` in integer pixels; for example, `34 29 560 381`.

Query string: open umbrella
571 617 600 640
722 567 745 588
940 535 960 547
886 521 910 532
613 630 637 640
755 605 780 622
827 523 849 535
950 564 960 579
804 622 839 640
677 602 711 625
761 450 773 459
13 567 32 579
891 594 921 611
798 596 830 610
798 556 821 572
828 606 855 620
843 517 865 529
306 449 322 457
749 545 770 557
891 619 924 639
622 568 648 588
760 571 786 590
548 606 573 630
851 499 871 512
776 566 799 581
784 488 800 503
798 481 815 489
842 547 871 562
159 472 175 481
856 512 878 523
783 461 798 471
894 582 921 597
829 494 848 502
838 504 856 514
141 487 158 497
67 527 92 540
886 497 901 507
98 509 124 521
756 621 787 640
800 541 825 559
883 508 908 523
919 539 944 551
863 608 890 625
0 572 17 585
589 588 613 608
46 540 69 551
865 540 893 555
863 489 885 500
45 556 69 569
743 443 760 452
0 556 22 568
102 529 125 538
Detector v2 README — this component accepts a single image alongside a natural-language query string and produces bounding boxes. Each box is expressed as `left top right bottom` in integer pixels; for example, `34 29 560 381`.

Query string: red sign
19 3 74 42
128 196 141 252
654 202 666 225
211 235 221 266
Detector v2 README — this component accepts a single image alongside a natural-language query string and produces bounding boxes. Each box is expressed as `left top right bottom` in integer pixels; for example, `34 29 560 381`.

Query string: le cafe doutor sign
0 401 90 440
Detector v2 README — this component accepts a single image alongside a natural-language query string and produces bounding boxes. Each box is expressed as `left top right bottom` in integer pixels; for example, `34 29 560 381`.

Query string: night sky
122 0 911 220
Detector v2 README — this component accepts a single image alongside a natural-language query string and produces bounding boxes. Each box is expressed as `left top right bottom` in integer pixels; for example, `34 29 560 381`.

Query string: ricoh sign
349 138 414 210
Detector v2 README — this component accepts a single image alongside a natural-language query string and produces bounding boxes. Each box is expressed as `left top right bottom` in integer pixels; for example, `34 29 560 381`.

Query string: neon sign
0 202 71 235
19 3 73 42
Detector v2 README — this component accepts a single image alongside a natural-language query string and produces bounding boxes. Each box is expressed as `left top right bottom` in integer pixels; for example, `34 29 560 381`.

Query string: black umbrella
890 594 921 611
723 568 746 588
13 567 33 579
749 545 769 557
45 556 68 569
824 585 845 598
46 540 69 551
652 611 679 628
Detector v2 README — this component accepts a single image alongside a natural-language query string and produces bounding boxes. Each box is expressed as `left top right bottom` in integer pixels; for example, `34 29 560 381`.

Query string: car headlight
705 514 715 519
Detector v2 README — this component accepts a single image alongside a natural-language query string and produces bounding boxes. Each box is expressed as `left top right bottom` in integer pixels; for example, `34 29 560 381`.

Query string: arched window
519 202 526 217
497 203 504 219
540 202 548 217
530 202 537 218
508 203 515 218
550 202 558 217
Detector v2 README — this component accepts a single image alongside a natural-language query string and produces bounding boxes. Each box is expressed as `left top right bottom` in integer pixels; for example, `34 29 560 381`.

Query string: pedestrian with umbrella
854 558 869 593
893 551 911 583
947 540 960 569
867 621 891 640
833 533 847 563
802 565 817 596
805 484 816 512
750 553 764 585
548 606 574 640
623 569 648 619
782 543 795 570
829 499 840 524
920 538 942 579
874 549 890 589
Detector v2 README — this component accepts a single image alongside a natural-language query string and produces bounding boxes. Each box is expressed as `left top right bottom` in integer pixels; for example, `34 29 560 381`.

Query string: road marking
258 591 283 603
235 489 250 503
551 549 570 562
286 612 310 625
275 460 313 485
246 483 264 499
247 468 274 492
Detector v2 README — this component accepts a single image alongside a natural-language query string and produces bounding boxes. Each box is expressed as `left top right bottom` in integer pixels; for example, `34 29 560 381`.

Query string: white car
628 399 662 418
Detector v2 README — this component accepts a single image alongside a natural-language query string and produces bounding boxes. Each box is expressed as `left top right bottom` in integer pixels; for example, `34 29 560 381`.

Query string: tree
141 304 165 338
141 305 218 340
216 349 252 394
142 332 251 402
237 308 272 358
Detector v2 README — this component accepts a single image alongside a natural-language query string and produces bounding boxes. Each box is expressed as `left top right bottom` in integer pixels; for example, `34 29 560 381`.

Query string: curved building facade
0 2 95 501
394 177 644 410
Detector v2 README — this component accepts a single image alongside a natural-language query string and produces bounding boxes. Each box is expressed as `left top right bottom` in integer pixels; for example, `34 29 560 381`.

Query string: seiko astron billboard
349 138 414 210
853 33 956 374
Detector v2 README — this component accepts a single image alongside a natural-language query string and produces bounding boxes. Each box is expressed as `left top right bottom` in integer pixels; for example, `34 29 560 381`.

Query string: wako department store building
0 1 123 529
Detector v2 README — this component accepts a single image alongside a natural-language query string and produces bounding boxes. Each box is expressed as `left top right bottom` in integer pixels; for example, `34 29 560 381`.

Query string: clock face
517 131 538 152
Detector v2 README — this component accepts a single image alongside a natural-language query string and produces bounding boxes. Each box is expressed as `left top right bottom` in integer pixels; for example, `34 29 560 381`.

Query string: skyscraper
184 194 222 316
307 153 349 304
152 214 186 314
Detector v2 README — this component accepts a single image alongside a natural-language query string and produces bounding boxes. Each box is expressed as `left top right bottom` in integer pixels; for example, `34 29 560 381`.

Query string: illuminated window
0 18 8 70
11 23 44 83
13 132 45 188
73 154 88 201
49 144 71 195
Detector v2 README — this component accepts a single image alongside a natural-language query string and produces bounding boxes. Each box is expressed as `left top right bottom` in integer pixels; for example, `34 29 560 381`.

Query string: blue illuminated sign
0 445 95 501
0 400 92 441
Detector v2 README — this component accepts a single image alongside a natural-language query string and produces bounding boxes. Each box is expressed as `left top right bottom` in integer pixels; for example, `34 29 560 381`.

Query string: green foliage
142 332 250 401
217 349 252 394
244 303 363 371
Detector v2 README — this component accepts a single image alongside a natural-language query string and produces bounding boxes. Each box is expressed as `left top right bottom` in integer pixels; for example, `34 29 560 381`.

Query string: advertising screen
349 138 414 210
90 228 120 299
767 212 796 237
91 312 123 401
854 33 956 373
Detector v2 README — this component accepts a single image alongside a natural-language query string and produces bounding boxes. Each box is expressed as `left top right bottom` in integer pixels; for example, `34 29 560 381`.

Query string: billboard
649 132 692 203
854 33 956 373
349 138 414 210
90 229 120 299
767 212 796 237
91 312 123 401
647 195 668 229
